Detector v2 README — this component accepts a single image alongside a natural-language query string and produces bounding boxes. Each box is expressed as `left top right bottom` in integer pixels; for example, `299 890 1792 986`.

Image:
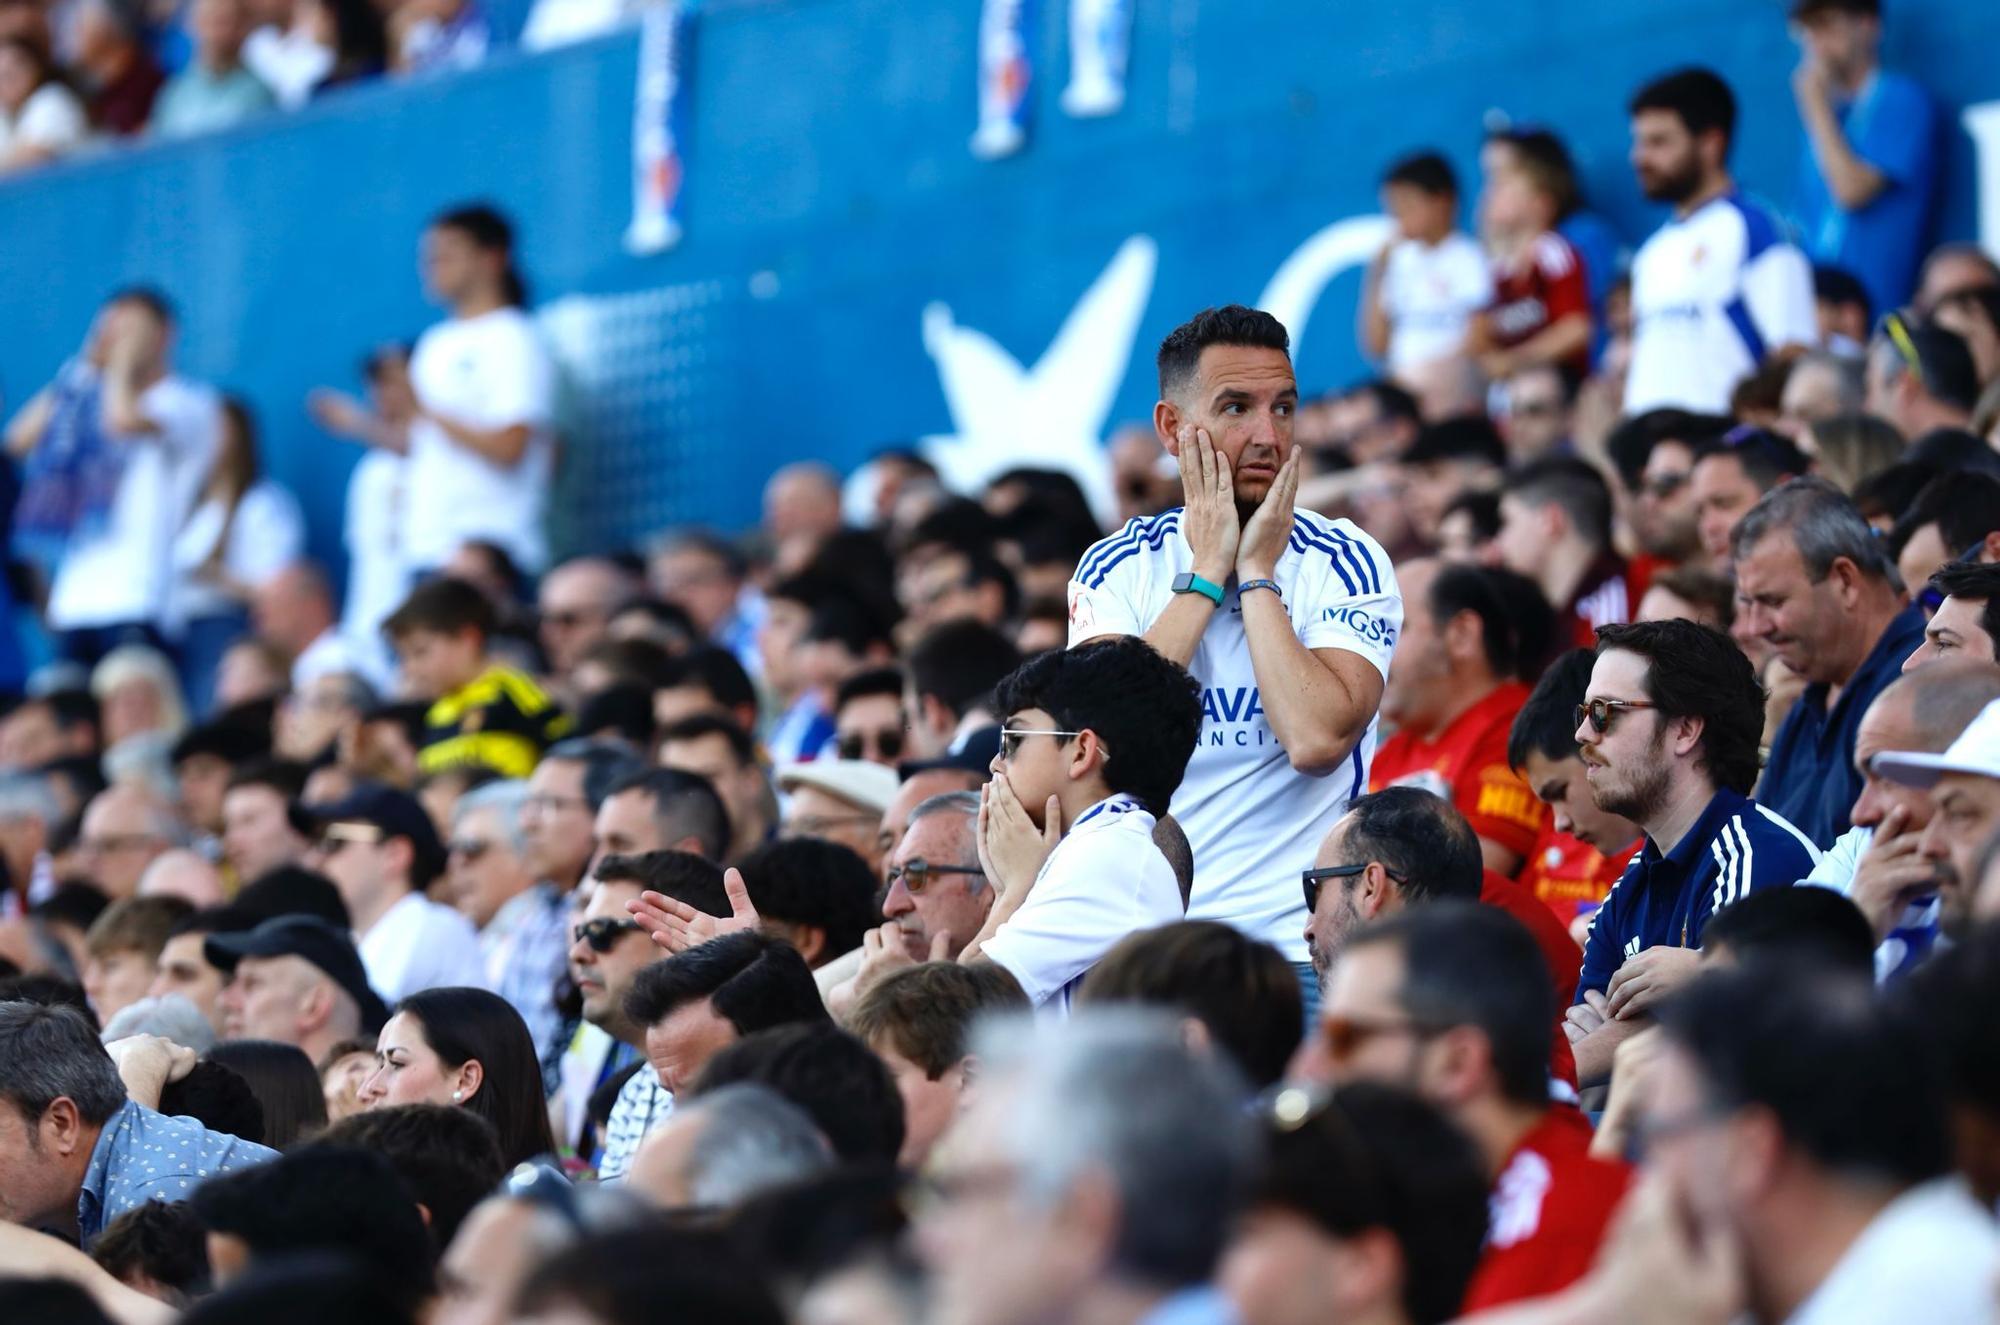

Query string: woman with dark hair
167 396 305 715
357 985 555 1168
206 1039 329 1150
0 36 85 173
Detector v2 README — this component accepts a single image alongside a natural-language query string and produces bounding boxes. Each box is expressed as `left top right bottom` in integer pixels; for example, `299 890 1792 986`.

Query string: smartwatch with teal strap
1170 572 1225 606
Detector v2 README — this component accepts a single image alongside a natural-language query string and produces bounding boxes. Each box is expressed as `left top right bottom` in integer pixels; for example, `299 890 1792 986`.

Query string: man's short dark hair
1381 150 1457 198
1593 620 1765 793
604 767 731 862
1693 428 1811 494
1882 322 1981 413
1341 378 1421 429
657 713 758 769
1730 475 1900 585
850 961 1029 1079
382 577 496 642
1888 472 2000 561
516 1226 783 1325
1502 455 1615 548
1401 415 1507 469
623 930 829 1034
692 1023 905 1165
0 1001 125 1124
1508 648 1597 771
1077 922 1301 1089
1813 263 1872 321
189 1144 437 1311
319 1104 505 1254
1426 565 1557 684
0 971 97 1025
1629 67 1737 149
574 685 657 748
1254 1083 1489 1325
593 850 729 914
905 620 1021 721
1658 963 1949 1185
179 1257 420 1325
92 1200 210 1305
107 284 175 327
1702 887 1875 980
991 636 1202 818
224 757 310 804
157 1060 264 1146
658 646 758 718
542 738 646 812
833 666 906 716
1156 305 1290 401
1337 788 1483 905
735 838 880 961
1349 903 1554 1108
1929 562 2000 660
1853 461 1944 527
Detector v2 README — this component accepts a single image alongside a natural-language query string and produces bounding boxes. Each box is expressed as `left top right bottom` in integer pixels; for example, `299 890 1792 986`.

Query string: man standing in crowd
1068 306 1401 1001
1320 905 1630 1309
1565 620 1820 1084
1624 69 1816 414
1736 479 1926 847
7 289 219 666
1371 561 1553 877
399 204 556 581
1788 0 1938 314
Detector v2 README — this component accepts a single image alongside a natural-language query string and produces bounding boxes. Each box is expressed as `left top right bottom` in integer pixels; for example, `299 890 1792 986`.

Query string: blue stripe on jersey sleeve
1724 192 1784 262
1076 510 1170 585
1289 528 1360 597
1290 515 1378 596
1080 513 1182 588
1301 513 1385 596
1722 296 1767 365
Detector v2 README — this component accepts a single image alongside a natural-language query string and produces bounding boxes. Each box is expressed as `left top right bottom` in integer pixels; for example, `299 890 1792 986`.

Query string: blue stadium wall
2 0 1997 577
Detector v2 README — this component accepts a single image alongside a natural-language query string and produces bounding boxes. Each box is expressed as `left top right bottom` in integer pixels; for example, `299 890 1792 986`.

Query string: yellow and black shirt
419 665 571 778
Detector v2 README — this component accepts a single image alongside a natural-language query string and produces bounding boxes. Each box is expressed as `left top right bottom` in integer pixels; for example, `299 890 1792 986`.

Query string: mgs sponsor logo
1321 605 1396 647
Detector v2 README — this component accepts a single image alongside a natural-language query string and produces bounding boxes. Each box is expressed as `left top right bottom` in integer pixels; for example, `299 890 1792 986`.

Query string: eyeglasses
447 839 493 863
317 823 385 855
1510 399 1562 420
77 833 164 855
999 727 1085 760
540 609 604 632
838 728 906 762
524 792 590 816
1879 310 1923 376
1320 1012 1444 1061
1574 697 1657 735
573 917 644 952
1301 861 1405 913
886 858 985 894
1640 471 1689 500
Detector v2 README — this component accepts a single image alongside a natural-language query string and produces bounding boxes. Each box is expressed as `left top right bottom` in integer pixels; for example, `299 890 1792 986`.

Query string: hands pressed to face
1172 425 1304 586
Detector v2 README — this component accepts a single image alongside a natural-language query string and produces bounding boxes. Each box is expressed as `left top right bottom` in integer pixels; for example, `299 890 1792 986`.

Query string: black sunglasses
573 917 644 952
885 858 985 894
1301 861 1405 913
838 729 906 762
1574 697 1657 735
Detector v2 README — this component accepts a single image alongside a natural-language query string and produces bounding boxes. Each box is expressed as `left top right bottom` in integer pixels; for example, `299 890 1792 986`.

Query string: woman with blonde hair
1806 412 1906 497
90 643 188 749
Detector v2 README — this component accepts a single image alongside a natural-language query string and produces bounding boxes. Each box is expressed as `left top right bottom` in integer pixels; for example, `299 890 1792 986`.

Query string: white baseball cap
774 759 900 816
1873 698 2000 789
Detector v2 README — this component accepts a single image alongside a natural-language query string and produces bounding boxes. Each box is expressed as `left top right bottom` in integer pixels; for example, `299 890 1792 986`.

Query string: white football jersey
1068 508 1401 961
1624 192 1816 415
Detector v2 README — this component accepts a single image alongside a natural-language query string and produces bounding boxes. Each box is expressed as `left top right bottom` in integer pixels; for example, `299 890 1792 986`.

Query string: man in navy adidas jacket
1563 619 1820 1086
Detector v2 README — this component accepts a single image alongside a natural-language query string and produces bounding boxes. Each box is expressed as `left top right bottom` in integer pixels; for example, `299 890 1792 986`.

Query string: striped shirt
1575 788 1820 1002
419 664 571 779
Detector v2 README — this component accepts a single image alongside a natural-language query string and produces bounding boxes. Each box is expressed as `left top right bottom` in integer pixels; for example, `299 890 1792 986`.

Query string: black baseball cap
897 723 1001 781
304 783 447 889
205 915 390 1030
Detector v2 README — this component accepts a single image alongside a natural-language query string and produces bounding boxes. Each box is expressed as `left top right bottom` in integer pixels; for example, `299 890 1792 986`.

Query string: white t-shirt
357 890 490 1004
48 376 221 631
404 307 556 575
0 82 87 160
342 448 408 646
1379 233 1491 373
167 480 306 626
981 793 1183 1012
241 26 333 109
1785 1179 1998 1325
1068 509 1402 961
1624 192 1817 415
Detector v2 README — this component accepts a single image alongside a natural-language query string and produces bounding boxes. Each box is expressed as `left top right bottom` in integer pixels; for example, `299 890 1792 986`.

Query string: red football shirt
1371 684 1547 863
1461 1109 1633 1312
1488 232 1591 379
1481 870 1583 1009
1517 826 1641 926
1563 553 1632 651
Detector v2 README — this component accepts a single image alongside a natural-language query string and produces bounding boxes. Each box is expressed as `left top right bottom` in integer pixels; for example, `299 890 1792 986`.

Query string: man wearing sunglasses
1864 314 1978 440
1565 621 1821 1088
1065 306 1401 1006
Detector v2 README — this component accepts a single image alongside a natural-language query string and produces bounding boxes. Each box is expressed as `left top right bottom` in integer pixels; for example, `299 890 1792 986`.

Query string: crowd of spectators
2 0 2000 1322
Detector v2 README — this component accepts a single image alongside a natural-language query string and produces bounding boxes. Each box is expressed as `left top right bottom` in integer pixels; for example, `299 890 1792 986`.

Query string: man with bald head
1805 659 2000 975
256 561 390 692
75 785 180 899
538 557 640 694
137 849 225 907
763 462 843 571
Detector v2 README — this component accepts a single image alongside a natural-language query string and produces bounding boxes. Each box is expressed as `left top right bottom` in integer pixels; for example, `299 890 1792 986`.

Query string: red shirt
1563 553 1632 651
1489 233 1591 379
1462 1110 1633 1312
1481 870 1582 1009
1517 826 1641 926
1371 684 1547 863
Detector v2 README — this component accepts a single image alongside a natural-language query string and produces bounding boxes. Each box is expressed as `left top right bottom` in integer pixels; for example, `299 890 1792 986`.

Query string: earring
452 1090 463 1102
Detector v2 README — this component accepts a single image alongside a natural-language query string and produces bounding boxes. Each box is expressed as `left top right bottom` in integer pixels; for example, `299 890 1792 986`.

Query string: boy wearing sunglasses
1564 621 1821 1088
957 637 1201 1013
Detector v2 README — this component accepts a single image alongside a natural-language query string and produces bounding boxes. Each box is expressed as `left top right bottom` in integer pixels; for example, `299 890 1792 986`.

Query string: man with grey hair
625 1082 832 1210
1734 476 1926 848
538 557 641 698
916 1010 1255 1325
827 791 990 1016
0 1002 273 1245
0 773 62 919
1777 350 1864 433
452 779 568 1071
